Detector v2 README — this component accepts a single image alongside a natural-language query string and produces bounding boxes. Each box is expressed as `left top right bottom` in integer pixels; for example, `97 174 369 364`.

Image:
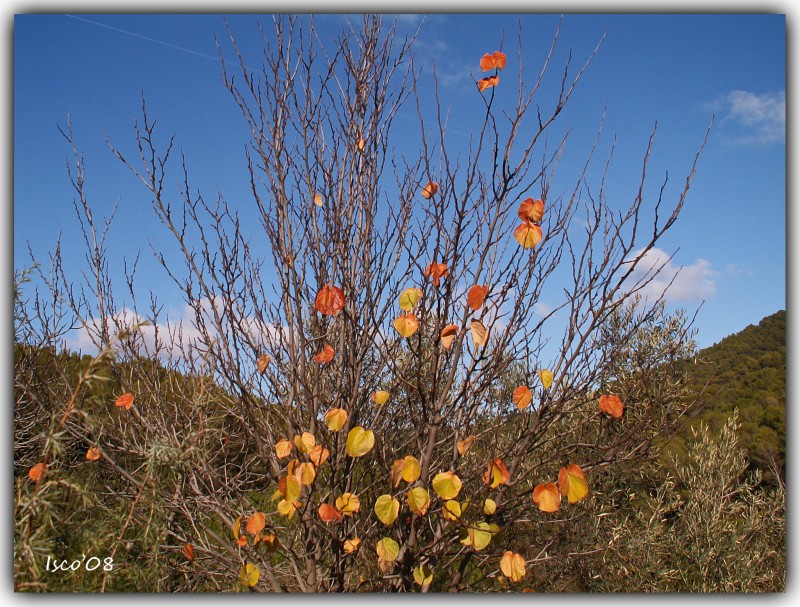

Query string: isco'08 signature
45 554 114 572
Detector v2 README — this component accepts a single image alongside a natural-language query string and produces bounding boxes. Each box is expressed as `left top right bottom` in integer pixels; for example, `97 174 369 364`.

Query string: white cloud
713 89 785 145
623 247 717 303
65 297 289 363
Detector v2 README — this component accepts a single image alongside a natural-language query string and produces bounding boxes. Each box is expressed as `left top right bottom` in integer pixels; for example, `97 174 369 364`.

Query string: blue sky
13 12 786 352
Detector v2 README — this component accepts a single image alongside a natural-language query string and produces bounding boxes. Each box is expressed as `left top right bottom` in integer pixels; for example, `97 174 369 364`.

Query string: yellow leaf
413 564 434 588
499 551 526 582
324 408 348 432
533 482 561 513
294 431 316 454
393 313 420 338
514 223 543 249
376 537 400 562
297 462 316 485
277 499 298 519
407 486 430 516
343 537 362 554
470 320 488 347
335 493 361 516
372 390 390 406
432 471 462 500
374 494 400 526
442 500 462 521
483 498 497 515
232 515 242 540
538 368 554 390
280 474 302 502
345 426 375 458
240 562 260 587
483 458 511 488
275 437 293 459
399 287 423 312
559 464 589 503
392 456 421 487
245 512 266 535
460 521 496 551
457 435 476 456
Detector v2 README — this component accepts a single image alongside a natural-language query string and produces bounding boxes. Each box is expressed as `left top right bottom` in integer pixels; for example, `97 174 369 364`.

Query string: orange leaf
393 313 420 338
237 535 248 547
558 464 589 503
476 75 499 93
499 551 526 582
457 435 476 456
115 392 134 410
470 319 489 347
343 537 362 554
275 438 294 459
532 482 561 513
440 324 459 350
467 284 489 310
85 446 101 461
512 385 532 410
424 262 449 288
28 462 46 482
479 53 496 71
518 198 545 223
319 503 343 523
182 543 194 562
245 512 266 535
421 180 439 199
257 353 271 375
480 51 507 71
315 284 345 316
313 344 335 364
324 408 348 432
483 458 510 488
513 223 543 249
309 445 330 467
357 138 366 152
598 394 625 419
313 193 324 207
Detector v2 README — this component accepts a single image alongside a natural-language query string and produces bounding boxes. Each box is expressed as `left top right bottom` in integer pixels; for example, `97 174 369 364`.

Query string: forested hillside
676 310 785 477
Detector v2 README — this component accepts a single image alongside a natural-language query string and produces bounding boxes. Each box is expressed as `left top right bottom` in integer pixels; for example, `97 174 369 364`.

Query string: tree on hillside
15 15 709 592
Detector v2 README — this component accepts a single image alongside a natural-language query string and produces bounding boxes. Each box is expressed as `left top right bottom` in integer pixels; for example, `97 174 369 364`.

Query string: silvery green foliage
593 413 785 592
